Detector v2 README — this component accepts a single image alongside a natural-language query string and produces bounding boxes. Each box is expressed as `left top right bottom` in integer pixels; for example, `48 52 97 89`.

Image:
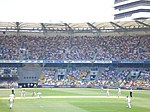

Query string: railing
0 60 149 64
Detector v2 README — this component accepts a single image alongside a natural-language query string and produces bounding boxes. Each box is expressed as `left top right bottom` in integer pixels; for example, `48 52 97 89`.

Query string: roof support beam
41 23 47 32
64 23 73 31
135 20 150 28
87 22 100 32
110 22 127 30
16 22 20 32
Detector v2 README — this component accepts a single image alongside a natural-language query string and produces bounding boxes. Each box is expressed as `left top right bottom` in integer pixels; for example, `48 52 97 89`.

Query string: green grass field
0 88 150 112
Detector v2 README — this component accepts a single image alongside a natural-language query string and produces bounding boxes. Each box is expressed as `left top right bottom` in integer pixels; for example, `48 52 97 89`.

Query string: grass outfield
0 88 150 112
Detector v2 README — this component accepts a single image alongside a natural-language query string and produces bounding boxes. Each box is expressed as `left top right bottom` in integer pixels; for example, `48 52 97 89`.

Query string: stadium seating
0 34 149 60
37 67 150 89
0 34 149 89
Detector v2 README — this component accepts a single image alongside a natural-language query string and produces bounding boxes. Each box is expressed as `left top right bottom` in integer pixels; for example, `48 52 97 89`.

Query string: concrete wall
18 64 41 83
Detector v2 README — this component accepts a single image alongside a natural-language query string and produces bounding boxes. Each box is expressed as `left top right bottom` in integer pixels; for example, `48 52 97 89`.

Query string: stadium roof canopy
0 19 150 33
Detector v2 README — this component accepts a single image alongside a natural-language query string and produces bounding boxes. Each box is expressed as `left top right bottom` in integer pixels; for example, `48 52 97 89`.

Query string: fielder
21 89 26 97
32 91 36 97
9 94 14 109
106 88 110 96
100 86 103 93
99 85 103 94
37 92 42 98
118 87 121 97
126 96 131 108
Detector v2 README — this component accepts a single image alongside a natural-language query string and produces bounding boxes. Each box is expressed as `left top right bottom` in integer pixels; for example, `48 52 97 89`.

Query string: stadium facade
114 0 150 21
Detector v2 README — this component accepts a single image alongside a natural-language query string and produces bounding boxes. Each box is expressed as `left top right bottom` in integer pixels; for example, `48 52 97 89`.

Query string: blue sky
0 0 114 23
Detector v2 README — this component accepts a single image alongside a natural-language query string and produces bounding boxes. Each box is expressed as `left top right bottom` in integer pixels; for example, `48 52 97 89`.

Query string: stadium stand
0 34 149 60
0 20 149 89
37 67 150 89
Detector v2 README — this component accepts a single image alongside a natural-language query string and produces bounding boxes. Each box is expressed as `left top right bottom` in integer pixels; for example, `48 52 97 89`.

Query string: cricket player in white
37 92 42 98
126 96 131 108
106 88 110 96
21 89 25 97
118 87 121 97
100 86 103 93
9 94 14 109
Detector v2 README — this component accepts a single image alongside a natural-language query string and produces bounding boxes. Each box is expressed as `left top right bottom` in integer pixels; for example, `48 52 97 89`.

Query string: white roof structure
0 19 150 33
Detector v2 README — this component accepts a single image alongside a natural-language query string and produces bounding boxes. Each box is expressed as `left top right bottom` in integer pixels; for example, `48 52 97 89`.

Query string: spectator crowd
0 34 149 89
0 34 149 60
38 67 150 89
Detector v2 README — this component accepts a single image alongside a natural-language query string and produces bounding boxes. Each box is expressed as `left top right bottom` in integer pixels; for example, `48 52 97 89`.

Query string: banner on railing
0 60 149 64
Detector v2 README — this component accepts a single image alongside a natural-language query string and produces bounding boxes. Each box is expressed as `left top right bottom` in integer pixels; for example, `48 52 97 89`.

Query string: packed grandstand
0 34 149 60
0 20 149 90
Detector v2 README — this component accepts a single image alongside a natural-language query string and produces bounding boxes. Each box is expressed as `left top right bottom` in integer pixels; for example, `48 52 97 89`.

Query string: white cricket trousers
10 101 13 108
128 102 131 108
